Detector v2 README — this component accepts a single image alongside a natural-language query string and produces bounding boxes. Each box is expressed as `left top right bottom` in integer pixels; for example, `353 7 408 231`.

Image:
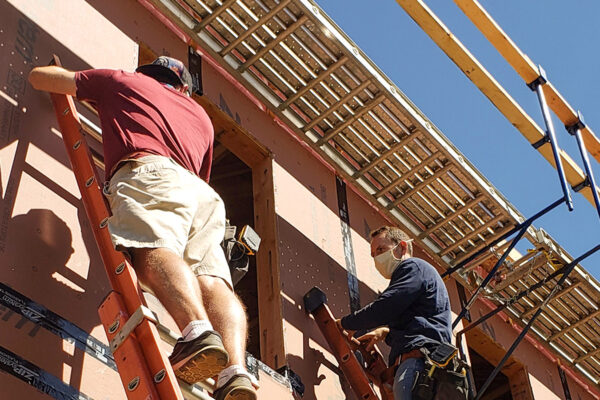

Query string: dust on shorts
103 155 233 289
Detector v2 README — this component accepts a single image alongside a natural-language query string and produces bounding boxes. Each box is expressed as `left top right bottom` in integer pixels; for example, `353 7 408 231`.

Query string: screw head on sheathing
128 376 140 391
154 369 166 383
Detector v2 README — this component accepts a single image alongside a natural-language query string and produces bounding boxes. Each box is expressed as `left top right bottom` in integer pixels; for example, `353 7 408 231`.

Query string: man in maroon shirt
29 57 257 400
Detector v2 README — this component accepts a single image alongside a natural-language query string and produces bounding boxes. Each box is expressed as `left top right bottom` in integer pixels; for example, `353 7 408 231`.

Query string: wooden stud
491 253 547 293
507 365 535 400
252 157 286 369
459 239 512 274
194 95 270 167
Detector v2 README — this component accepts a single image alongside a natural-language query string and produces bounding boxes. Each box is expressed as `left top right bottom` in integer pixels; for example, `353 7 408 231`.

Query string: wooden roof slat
238 15 309 72
375 151 441 197
575 348 600 364
549 308 600 341
219 0 293 56
318 94 387 144
522 281 583 318
438 214 505 257
193 0 237 31
278 55 348 109
354 132 420 177
302 80 371 132
388 163 453 206
419 193 485 238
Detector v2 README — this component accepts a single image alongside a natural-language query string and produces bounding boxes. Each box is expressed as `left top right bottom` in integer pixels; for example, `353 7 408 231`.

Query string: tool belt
411 343 471 400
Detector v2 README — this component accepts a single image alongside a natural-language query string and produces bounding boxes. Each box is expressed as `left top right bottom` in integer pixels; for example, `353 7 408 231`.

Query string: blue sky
315 1 600 278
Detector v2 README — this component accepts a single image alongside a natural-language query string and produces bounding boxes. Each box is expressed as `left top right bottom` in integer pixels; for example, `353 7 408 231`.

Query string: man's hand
356 327 389 351
335 318 356 339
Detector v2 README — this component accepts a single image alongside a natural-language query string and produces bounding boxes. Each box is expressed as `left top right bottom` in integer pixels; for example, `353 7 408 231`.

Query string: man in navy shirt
339 226 452 400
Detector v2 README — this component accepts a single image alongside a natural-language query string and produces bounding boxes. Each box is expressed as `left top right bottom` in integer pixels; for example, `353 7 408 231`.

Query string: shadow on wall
0 3 112 398
277 216 389 400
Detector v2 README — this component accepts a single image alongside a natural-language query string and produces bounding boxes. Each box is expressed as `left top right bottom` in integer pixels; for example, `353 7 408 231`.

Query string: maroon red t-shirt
75 69 213 181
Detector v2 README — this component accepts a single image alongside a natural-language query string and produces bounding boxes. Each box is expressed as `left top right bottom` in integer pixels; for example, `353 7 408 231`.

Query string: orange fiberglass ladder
304 287 393 400
48 55 186 400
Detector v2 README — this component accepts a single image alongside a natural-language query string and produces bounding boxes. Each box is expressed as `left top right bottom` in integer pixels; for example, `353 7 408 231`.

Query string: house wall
0 0 596 399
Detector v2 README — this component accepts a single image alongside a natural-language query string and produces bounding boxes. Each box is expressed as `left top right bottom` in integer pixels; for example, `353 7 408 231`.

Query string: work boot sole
173 346 228 384
214 375 257 400
218 387 257 400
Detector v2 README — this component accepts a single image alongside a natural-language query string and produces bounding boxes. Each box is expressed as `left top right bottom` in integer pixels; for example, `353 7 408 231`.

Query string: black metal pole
473 243 600 400
455 263 570 351
442 197 565 279
567 113 600 220
452 222 529 329
528 66 574 211
451 196 565 329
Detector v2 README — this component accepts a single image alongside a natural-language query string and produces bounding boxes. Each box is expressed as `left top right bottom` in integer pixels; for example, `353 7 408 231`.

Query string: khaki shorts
103 155 232 289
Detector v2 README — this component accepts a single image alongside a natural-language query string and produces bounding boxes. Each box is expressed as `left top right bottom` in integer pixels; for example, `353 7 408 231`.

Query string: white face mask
373 240 413 279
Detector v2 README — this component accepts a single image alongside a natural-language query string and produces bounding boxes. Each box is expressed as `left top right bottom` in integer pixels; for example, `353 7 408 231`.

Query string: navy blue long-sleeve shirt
341 257 452 365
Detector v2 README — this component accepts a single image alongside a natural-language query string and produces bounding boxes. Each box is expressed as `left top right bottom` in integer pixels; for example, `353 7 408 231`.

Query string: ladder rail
48 56 184 400
304 287 393 400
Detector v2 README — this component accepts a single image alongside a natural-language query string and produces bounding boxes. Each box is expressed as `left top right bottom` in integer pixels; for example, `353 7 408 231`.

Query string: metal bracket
573 178 590 193
527 65 548 91
566 111 586 136
110 306 158 352
532 134 551 149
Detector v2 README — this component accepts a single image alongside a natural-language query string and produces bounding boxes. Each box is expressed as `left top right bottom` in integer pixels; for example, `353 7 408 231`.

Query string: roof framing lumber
453 0 600 163
394 0 600 208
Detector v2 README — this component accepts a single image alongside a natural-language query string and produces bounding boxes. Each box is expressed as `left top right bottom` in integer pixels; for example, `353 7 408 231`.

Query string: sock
181 320 213 342
217 365 258 389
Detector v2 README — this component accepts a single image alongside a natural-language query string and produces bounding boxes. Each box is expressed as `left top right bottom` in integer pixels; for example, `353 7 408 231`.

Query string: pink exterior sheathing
2 0 598 398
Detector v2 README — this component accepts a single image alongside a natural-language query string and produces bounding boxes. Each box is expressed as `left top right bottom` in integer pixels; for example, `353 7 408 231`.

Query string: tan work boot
169 330 229 384
213 374 257 400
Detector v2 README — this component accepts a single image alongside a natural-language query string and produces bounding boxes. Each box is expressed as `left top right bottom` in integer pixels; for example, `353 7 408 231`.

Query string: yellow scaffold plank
394 0 599 207
453 0 600 164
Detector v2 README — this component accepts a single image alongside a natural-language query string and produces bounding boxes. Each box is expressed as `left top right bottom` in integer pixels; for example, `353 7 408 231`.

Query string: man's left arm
29 66 77 96
341 263 422 331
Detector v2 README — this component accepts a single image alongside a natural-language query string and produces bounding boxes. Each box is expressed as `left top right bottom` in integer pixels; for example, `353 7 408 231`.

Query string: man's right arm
341 262 422 331
29 66 77 96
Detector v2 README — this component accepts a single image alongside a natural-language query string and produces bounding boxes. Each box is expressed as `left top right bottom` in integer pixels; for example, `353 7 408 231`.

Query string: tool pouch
411 343 471 400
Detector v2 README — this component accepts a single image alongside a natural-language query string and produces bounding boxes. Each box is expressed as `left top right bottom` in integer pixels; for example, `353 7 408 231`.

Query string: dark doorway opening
468 348 513 400
210 144 260 360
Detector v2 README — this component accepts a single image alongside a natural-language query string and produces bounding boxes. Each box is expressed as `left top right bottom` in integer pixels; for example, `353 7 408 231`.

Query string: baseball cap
136 56 193 95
